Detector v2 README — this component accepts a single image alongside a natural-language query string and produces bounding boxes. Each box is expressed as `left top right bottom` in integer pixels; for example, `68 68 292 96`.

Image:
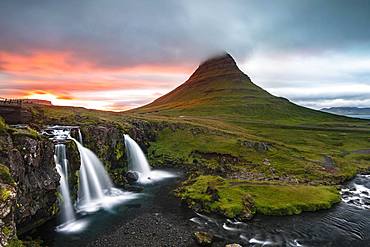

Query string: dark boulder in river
125 170 140 184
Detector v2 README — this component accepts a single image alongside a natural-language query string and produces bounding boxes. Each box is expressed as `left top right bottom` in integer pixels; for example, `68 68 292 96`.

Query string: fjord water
124 134 175 183
54 144 75 224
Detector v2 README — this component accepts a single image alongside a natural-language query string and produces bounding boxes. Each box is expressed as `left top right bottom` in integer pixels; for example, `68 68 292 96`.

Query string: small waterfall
124 134 151 176
54 144 75 224
70 138 115 211
78 129 83 145
124 134 175 183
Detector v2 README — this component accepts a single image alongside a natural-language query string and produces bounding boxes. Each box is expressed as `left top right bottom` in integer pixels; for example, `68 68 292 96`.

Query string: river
29 172 370 246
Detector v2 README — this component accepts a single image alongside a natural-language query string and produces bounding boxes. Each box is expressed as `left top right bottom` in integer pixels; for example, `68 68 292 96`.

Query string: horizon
1 0 370 111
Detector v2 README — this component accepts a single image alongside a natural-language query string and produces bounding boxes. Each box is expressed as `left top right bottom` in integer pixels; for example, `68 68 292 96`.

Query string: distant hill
321 107 370 115
131 53 343 124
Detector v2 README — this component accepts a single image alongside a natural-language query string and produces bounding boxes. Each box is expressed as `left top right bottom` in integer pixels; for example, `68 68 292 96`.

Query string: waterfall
70 138 117 211
54 144 75 224
124 134 175 183
78 129 83 145
124 134 151 175
45 126 139 232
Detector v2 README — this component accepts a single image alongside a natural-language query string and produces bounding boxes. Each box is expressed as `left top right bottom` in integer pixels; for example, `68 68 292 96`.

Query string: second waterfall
124 134 175 184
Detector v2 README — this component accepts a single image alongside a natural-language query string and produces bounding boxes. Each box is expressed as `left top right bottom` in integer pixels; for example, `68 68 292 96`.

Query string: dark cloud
1 0 369 69
1 0 370 109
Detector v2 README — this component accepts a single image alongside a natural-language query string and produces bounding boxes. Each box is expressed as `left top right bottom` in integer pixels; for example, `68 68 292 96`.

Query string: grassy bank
177 175 341 219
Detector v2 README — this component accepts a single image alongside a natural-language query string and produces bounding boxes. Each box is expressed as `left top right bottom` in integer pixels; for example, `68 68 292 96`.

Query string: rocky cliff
0 126 59 244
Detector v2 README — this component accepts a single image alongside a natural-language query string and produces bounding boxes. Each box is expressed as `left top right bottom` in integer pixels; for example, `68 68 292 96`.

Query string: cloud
0 0 370 109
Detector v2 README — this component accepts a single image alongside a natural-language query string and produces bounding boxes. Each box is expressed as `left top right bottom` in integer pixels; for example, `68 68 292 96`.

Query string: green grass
178 175 340 218
10 127 40 139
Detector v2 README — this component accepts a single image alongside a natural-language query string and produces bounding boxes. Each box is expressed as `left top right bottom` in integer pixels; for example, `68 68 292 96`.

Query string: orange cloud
0 50 191 111
0 51 192 75
0 51 94 75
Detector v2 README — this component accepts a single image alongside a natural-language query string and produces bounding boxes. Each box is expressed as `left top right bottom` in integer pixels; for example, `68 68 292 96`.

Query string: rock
322 155 336 170
225 244 242 247
239 194 255 220
193 231 214 246
263 158 271 166
0 132 59 234
206 185 220 201
239 140 271 152
126 171 140 184
0 183 17 247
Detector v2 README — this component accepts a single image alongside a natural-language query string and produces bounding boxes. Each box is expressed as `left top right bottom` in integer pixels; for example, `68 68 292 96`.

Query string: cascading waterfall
54 144 75 224
124 134 175 183
124 134 151 176
44 126 139 232
71 138 114 211
78 129 83 145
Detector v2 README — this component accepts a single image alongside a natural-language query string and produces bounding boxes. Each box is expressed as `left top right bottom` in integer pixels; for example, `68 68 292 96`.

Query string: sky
0 0 370 111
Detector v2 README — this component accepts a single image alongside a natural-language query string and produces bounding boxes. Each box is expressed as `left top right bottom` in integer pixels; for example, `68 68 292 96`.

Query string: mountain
132 53 342 123
321 107 370 115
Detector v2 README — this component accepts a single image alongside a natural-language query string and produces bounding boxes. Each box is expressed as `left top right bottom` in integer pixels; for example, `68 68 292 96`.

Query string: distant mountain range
321 107 370 115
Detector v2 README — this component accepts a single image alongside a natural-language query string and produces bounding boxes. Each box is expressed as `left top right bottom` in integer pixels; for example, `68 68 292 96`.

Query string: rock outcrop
0 130 59 235
0 166 16 247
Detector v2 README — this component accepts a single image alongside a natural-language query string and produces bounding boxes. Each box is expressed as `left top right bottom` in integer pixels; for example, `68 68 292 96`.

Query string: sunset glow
1 51 191 111
1 0 370 110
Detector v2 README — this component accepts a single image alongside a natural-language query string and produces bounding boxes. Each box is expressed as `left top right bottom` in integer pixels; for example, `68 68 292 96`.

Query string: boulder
126 171 140 184
193 231 214 246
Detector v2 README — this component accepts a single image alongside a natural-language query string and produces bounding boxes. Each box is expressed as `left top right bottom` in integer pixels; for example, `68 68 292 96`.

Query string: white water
54 144 75 224
46 127 140 233
78 129 83 145
71 138 138 213
124 134 175 184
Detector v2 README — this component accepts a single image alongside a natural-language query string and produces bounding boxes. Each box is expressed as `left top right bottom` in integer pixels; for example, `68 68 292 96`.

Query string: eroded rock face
0 132 59 234
0 183 16 247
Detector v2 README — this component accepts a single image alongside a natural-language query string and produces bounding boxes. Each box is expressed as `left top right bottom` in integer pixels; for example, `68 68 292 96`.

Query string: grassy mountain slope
128 53 370 218
132 53 351 124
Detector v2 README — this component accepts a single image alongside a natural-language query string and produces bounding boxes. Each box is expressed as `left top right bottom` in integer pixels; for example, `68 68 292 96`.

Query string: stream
28 173 370 246
192 174 370 246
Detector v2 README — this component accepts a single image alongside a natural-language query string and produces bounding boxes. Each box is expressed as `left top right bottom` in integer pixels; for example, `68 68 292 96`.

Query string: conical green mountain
133 53 339 123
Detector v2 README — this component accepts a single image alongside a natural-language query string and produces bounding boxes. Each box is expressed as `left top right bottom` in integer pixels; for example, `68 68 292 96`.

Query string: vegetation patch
0 164 15 185
10 127 40 139
177 175 341 219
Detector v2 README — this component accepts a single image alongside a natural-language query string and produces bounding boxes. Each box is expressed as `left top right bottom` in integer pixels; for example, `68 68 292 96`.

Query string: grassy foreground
177 175 341 219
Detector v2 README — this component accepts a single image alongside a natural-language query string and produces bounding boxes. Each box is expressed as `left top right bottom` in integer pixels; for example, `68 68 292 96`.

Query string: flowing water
78 129 83 145
44 126 138 233
190 174 370 246
30 170 370 246
124 134 175 183
54 144 75 225
71 137 137 215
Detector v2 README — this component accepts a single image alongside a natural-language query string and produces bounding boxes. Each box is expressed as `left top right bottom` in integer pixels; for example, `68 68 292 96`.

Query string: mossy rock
0 164 15 185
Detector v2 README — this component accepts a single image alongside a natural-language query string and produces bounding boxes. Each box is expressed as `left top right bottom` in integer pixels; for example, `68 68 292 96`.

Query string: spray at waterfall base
47 127 138 233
